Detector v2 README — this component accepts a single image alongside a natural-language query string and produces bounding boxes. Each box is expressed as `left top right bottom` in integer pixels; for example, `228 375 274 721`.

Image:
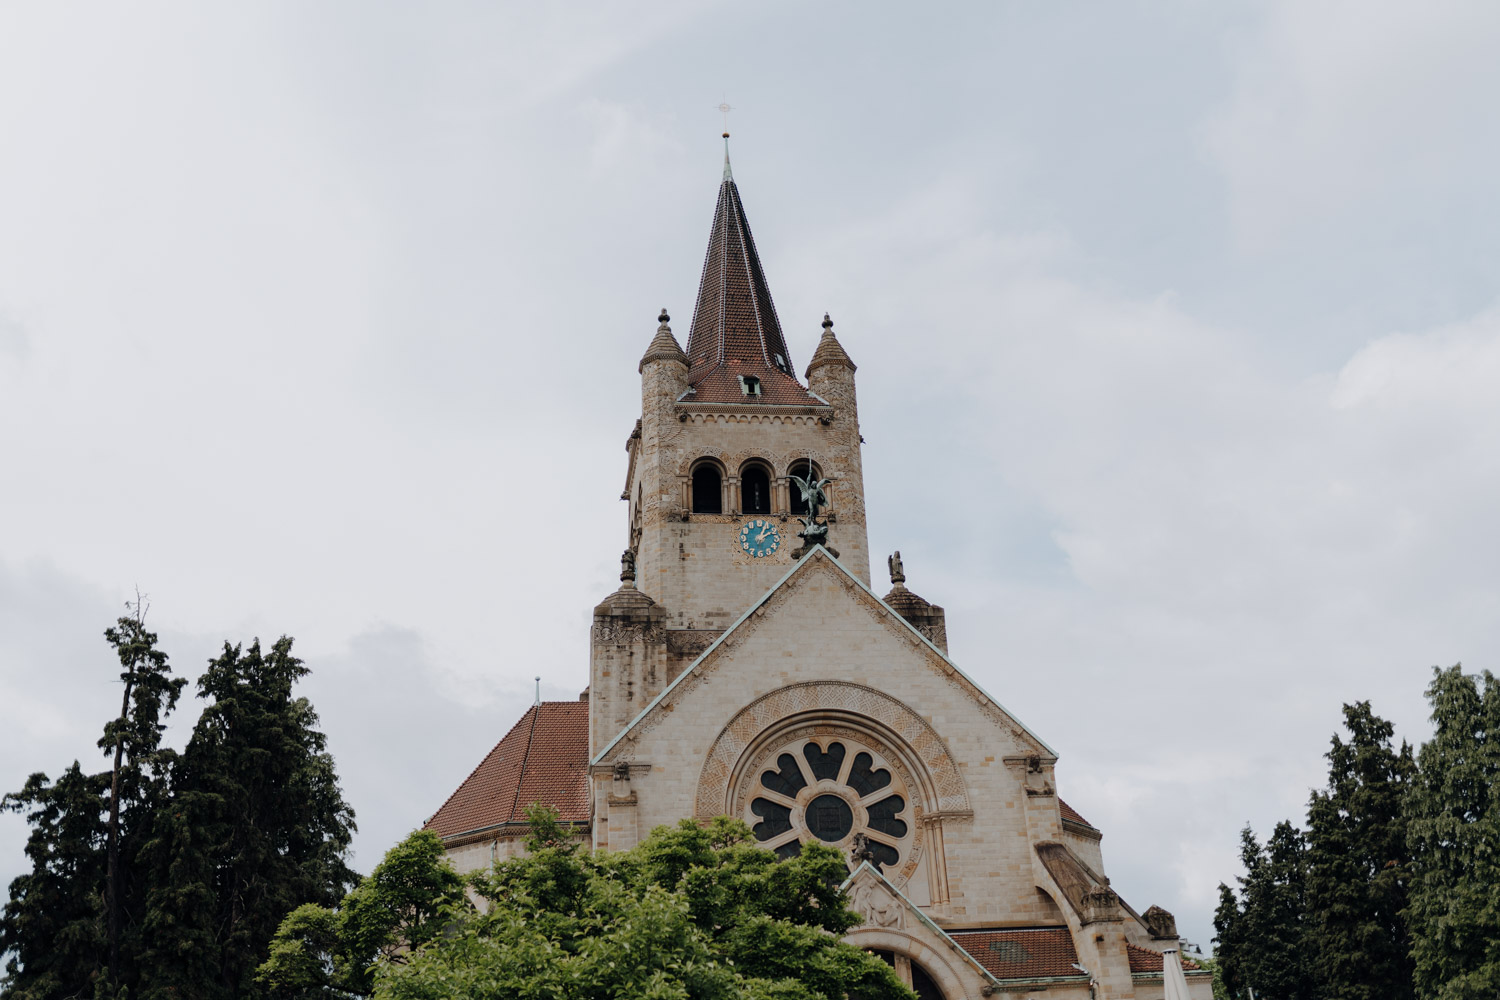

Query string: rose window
746 738 914 873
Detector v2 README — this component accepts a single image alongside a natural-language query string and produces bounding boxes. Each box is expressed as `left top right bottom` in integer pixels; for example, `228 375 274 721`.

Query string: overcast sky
4 1 1500 951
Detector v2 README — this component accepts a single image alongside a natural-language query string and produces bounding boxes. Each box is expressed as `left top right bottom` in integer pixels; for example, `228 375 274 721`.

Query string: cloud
1205 1 1500 251
0 313 26 361
773 168 1500 936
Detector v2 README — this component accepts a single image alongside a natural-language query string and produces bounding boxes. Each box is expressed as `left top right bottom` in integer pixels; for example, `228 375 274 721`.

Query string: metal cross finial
717 101 733 134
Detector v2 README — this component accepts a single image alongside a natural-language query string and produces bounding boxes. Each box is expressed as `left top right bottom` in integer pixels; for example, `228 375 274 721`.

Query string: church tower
591 141 871 757
426 144 1215 1000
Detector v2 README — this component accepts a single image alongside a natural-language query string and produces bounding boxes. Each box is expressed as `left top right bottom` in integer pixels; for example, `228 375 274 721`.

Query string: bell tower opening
692 463 723 514
788 459 822 516
741 463 771 515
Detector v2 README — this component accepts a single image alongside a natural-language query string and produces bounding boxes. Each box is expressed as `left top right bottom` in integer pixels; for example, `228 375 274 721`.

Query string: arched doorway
868 950 946 999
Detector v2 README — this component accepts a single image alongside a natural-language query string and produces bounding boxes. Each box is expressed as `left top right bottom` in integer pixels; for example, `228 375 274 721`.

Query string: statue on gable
790 467 838 558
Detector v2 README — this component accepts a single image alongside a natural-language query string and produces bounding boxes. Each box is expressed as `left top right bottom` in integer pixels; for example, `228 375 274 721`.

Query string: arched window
692 463 722 514
741 464 771 515
787 460 822 516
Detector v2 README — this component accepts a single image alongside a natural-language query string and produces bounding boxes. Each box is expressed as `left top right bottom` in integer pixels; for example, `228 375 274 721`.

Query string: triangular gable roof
591 545 1055 765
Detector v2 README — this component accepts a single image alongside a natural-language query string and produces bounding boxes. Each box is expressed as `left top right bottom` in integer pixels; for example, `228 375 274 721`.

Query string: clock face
739 518 781 558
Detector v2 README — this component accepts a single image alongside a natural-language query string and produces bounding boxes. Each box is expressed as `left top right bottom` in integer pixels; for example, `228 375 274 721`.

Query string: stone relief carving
591 621 666 645
851 880 904 929
665 630 720 657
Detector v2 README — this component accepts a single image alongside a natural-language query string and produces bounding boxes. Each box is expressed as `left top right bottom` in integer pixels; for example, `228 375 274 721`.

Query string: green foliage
0 765 109 1000
1212 823 1317 1000
1405 665 1500 1000
139 637 358 1000
259 831 468 998
1304 701 1415 1000
1 609 185 1000
1 620 357 1000
271 816 914 1000
1211 882 1246 999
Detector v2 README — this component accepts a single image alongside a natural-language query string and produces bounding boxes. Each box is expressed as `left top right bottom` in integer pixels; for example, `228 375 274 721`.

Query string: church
424 142 1212 1000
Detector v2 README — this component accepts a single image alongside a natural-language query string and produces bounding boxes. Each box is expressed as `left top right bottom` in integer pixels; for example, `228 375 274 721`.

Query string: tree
1303 701 1415 1000
1405 665 1500 999
1211 881 1247 999
262 809 914 1000
140 636 358 1000
258 830 468 998
1212 823 1317 1000
1 604 184 1000
101 598 188 988
0 764 109 1000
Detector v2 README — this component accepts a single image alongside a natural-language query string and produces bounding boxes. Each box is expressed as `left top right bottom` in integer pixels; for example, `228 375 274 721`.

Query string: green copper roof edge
590 545 1056 765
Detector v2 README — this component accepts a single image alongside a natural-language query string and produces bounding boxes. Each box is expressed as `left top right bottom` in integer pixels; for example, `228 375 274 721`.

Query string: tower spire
682 142 819 406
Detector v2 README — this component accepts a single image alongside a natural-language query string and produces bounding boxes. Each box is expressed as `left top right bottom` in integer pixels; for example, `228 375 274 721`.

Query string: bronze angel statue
790 467 832 547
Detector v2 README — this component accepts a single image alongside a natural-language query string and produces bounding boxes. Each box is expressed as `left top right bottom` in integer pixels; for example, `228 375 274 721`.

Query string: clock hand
757 524 771 542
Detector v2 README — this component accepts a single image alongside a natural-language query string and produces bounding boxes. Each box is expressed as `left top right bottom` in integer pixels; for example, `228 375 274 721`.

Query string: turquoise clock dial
739 518 781 557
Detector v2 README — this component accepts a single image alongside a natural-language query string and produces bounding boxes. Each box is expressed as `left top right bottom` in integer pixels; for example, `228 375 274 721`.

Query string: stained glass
760 753 807 797
847 752 892 796
803 741 845 781
805 794 853 841
750 798 791 840
866 795 907 838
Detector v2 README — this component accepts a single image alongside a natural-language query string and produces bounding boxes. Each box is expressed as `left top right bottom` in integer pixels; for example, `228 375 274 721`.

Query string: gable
593 546 1053 767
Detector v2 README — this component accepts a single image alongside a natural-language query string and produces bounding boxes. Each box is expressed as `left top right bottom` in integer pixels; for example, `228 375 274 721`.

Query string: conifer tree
1213 823 1317 999
1 605 183 1000
0 764 109 1000
100 600 188 990
140 636 357 1000
1303 701 1415 1000
1405 665 1500 999
1211 881 1247 999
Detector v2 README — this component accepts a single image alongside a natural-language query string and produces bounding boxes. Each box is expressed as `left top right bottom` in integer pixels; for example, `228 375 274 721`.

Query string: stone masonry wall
593 555 1076 927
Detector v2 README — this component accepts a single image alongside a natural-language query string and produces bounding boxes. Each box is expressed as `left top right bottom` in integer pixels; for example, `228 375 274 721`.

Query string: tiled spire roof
639 308 687 372
683 143 820 406
805 313 857 376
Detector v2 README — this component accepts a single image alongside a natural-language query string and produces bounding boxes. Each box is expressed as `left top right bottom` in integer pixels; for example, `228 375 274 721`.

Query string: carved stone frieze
665 630 721 657
591 621 666 645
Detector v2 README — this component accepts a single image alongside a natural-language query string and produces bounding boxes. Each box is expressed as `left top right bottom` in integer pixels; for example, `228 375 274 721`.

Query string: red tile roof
1127 944 1202 973
1059 798 1096 830
681 171 822 407
949 928 1084 981
424 701 591 840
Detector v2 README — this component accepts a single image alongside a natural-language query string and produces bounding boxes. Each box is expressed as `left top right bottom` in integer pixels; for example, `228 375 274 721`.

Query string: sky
3 1 1500 952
